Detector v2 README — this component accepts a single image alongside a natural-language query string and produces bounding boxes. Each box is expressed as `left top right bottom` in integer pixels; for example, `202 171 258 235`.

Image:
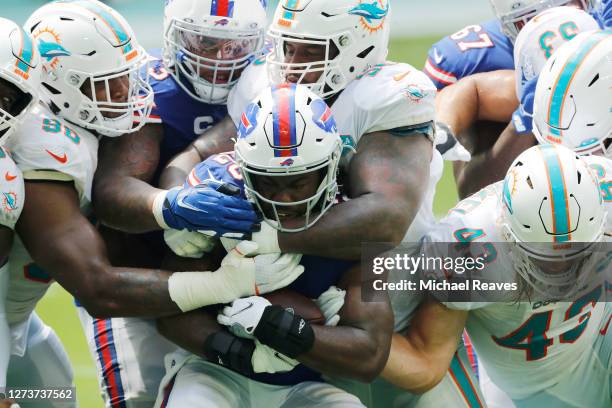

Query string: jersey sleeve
594 0 612 28
0 149 25 229
339 63 436 143
185 152 247 199
8 107 99 206
227 62 269 127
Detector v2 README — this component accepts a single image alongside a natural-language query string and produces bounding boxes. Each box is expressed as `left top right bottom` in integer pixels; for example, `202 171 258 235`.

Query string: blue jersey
424 19 514 89
595 0 612 27
143 50 228 181
187 153 356 386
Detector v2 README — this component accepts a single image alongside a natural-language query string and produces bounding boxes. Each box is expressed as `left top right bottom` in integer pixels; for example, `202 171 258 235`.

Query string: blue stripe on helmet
539 145 571 242
548 31 609 138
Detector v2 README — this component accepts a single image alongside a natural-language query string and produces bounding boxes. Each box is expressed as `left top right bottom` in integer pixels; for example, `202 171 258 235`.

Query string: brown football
263 289 325 325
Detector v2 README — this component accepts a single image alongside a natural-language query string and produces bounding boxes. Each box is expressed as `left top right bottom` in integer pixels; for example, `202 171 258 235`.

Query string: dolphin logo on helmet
348 1 389 23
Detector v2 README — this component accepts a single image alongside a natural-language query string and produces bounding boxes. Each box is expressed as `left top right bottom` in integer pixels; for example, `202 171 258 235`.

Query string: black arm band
254 305 315 358
203 331 254 376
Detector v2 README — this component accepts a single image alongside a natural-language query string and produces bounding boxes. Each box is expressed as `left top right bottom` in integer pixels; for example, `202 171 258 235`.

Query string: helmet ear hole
526 176 533 189
356 46 374 59
576 171 582 184
587 73 599 87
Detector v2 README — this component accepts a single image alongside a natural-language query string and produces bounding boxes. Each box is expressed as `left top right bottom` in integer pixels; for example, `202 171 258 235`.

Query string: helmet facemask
67 55 153 137
164 18 264 104
495 0 592 42
267 31 347 99
0 76 35 143
237 145 341 232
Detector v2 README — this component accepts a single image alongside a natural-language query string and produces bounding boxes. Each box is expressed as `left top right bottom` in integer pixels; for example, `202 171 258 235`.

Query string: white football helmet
24 0 154 137
500 144 605 297
163 0 267 104
533 29 612 157
267 0 391 99
513 6 598 98
489 0 595 42
234 83 342 232
0 18 41 144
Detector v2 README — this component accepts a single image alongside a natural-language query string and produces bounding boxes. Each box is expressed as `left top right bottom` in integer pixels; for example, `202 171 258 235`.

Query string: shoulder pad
334 62 436 138
424 20 514 89
0 149 24 229
7 105 99 205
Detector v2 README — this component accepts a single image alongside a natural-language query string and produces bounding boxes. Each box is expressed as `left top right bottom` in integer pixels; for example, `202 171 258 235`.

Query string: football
263 289 326 326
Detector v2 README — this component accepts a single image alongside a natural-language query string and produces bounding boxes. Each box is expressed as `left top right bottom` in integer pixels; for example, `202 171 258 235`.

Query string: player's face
0 78 30 136
181 33 257 84
252 170 322 221
282 41 328 84
81 75 129 119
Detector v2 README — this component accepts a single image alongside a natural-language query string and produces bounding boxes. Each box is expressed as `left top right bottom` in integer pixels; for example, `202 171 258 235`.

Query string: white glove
222 241 304 295
164 229 217 258
251 339 298 373
315 286 346 326
217 296 271 339
250 221 281 254
435 122 471 162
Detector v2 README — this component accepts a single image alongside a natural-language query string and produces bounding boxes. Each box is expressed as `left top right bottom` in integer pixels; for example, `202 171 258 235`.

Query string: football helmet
163 0 267 104
489 0 595 42
513 6 598 98
234 83 342 232
24 0 154 137
0 18 41 144
532 29 611 157
500 144 605 297
267 0 391 99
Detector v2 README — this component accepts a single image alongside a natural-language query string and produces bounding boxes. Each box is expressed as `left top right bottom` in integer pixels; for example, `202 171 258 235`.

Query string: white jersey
229 61 442 244
5 103 98 328
428 181 609 401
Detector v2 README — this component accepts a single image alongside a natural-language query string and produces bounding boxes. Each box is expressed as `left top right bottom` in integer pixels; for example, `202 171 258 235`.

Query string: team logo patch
215 18 230 26
2 192 17 212
33 27 69 69
349 0 389 34
311 99 337 134
404 84 425 102
238 103 260 139
280 158 294 167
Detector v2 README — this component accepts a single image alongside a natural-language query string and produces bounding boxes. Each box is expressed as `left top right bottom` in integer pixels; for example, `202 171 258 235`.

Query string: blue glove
161 180 260 237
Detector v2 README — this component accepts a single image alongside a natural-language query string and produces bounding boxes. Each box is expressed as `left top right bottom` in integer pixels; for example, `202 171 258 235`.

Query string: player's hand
434 122 471 162
249 221 281 254
156 181 260 236
0 399 19 408
221 241 304 295
251 339 298 373
163 229 217 258
315 285 346 326
217 296 271 339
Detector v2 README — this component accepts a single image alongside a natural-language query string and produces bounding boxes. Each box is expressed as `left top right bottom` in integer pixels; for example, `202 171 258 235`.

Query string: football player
82 1 268 406
424 143 610 407
435 7 599 197
0 18 40 408
161 0 440 262
153 84 393 408
424 0 597 89
5 2 297 407
93 0 266 243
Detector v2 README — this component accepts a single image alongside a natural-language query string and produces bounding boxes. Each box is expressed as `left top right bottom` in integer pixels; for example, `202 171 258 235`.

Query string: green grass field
34 35 458 408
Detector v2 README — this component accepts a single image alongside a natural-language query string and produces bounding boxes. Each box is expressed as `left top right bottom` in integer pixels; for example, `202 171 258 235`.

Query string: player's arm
16 181 274 318
455 122 536 197
381 298 467 393
159 116 236 189
436 70 517 140
296 264 393 382
93 124 165 232
276 131 432 260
